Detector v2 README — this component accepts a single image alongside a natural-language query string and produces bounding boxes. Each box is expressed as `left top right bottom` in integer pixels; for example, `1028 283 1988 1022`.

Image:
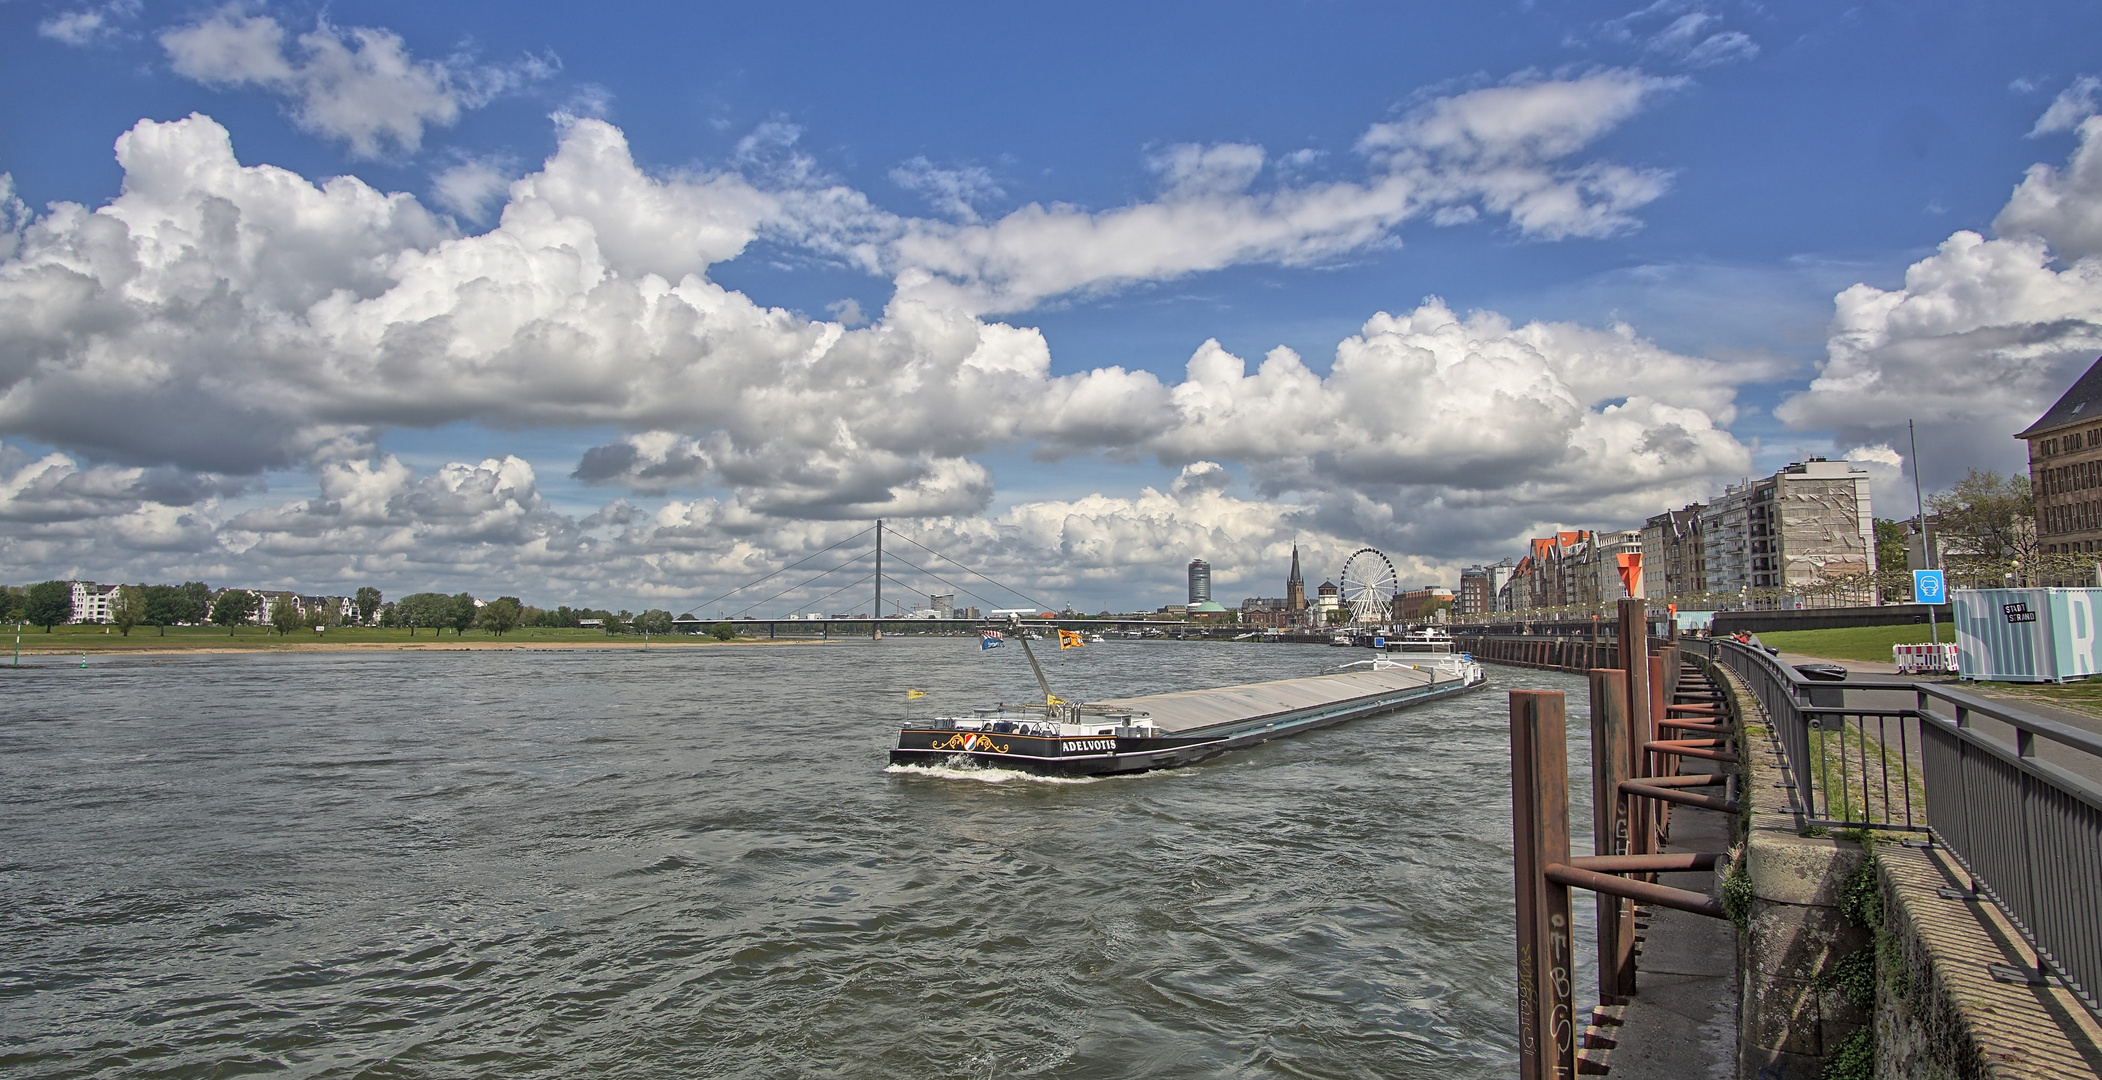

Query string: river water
0 639 1596 1079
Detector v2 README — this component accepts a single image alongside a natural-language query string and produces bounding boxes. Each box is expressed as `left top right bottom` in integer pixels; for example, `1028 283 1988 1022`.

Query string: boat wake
883 760 1102 784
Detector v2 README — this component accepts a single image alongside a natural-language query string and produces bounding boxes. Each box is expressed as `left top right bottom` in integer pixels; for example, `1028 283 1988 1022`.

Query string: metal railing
1685 636 2102 1016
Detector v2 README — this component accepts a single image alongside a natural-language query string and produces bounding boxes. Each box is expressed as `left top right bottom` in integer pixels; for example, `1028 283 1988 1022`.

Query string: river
0 639 1597 1078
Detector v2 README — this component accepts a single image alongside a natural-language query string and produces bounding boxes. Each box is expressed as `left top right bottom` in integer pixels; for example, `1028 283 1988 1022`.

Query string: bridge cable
882 526 1055 611
790 573 878 617
876 550 1032 613
689 524 876 614
729 550 877 617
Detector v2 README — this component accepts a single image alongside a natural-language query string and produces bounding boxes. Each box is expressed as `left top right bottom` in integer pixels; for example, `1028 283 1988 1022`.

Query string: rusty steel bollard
1588 669 1635 1004
1511 689 1575 1080
1617 598 1651 860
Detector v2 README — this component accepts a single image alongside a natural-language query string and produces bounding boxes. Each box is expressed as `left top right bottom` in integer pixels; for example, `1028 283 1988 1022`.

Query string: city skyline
4 4 2101 611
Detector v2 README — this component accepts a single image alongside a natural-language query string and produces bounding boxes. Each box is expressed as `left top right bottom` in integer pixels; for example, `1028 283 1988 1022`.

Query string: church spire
1286 543 1306 613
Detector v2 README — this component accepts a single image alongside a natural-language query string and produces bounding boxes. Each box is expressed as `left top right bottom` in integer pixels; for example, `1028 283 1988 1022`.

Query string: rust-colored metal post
1511 690 1575 1079
1588 670 1635 1003
1649 652 1671 843
1618 599 1651 858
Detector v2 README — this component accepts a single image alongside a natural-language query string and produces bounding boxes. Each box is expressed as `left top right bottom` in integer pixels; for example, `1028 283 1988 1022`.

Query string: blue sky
3 1 2101 612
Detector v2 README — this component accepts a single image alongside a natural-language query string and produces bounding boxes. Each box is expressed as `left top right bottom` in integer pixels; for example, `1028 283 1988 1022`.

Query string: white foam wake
883 761 1100 785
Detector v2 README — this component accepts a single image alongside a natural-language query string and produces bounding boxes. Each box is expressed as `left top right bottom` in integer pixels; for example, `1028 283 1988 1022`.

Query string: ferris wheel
1338 547 1399 626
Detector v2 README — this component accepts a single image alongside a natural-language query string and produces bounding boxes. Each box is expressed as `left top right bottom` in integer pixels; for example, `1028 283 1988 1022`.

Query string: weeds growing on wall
1721 850 1753 931
1812 838 1887 1080
1823 1027 1875 1080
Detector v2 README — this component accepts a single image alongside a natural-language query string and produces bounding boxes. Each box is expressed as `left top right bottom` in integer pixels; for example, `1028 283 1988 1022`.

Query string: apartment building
1702 459 1875 606
1641 505 1706 602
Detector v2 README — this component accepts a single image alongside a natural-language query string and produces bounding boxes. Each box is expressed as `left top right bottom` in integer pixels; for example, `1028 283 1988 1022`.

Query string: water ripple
0 640 1593 1079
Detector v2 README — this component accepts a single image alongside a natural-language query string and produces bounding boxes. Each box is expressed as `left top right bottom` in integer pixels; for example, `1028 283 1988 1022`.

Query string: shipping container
1950 587 2102 683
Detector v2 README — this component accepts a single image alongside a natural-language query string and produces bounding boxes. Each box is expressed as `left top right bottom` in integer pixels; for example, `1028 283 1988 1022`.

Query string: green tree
177 581 211 625
210 589 257 634
709 621 738 641
110 584 143 637
450 592 478 636
24 581 73 631
638 608 674 634
1873 518 1912 601
1929 469 2043 586
354 586 382 626
0 586 23 623
395 592 444 636
141 584 183 635
478 596 523 636
268 594 300 636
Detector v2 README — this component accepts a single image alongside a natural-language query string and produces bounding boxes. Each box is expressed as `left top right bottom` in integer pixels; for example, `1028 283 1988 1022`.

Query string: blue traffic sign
1914 569 1947 605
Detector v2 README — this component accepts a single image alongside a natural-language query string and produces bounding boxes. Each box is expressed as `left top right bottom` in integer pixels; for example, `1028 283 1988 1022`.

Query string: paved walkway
1604 790 1737 1079
1773 649 2102 787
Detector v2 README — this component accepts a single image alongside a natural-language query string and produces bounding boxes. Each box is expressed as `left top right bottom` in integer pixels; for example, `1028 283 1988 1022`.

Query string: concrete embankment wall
1708 658 1875 1077
1711 605 1939 635
1697 655 2102 1079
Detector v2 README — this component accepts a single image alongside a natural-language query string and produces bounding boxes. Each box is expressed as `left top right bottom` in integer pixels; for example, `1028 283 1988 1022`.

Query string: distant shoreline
2 637 837 658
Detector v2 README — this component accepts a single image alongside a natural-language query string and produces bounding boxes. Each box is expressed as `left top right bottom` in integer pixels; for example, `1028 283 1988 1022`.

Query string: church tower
1285 543 1305 612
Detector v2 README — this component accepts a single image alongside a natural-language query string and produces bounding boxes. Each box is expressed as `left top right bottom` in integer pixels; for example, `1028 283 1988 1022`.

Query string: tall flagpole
1910 420 1937 648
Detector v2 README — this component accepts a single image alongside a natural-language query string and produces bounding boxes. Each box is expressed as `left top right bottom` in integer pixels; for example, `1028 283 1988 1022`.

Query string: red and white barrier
1893 642 1958 674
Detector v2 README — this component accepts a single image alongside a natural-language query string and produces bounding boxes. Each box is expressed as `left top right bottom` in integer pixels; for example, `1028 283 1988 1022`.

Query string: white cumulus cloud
0 69 1753 603
38 1 139 46
160 8 552 157
1778 108 2102 483
889 69 1682 314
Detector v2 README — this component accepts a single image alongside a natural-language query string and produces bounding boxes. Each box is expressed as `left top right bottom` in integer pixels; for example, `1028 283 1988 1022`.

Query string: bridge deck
1093 666 1443 734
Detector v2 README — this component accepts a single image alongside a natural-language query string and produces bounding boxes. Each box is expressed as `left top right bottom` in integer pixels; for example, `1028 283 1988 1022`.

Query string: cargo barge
891 632 1486 776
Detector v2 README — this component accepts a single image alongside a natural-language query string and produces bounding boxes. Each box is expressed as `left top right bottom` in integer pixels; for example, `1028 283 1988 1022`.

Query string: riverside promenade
1476 612 2102 1079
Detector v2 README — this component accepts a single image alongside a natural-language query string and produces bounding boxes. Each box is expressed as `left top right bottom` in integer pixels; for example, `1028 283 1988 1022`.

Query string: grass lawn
1974 680 2102 721
1757 623 2102 720
1755 623 1948 665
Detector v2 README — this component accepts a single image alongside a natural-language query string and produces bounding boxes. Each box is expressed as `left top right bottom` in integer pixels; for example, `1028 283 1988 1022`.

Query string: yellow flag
1046 694 1066 706
1058 629 1085 649
906 689 927 700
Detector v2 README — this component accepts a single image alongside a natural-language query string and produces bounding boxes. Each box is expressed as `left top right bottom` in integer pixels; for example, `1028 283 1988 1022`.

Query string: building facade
1457 559 1514 618
2020 356 2102 562
1314 579 1340 622
69 581 119 623
1641 505 1706 602
1582 529 1644 604
1187 559 1212 606
1285 544 1306 613
1398 586 1455 624
1702 459 1875 606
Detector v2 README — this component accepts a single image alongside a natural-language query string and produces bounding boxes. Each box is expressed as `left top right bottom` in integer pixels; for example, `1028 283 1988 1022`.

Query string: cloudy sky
3 2 2101 614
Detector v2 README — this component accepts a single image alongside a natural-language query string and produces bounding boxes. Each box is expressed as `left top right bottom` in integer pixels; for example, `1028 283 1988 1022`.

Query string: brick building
2021 356 2102 561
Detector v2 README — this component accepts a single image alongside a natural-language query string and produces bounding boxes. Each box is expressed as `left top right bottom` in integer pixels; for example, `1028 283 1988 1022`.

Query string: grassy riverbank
0 624 827 655
1758 622 2102 720
1754 624 1943 665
